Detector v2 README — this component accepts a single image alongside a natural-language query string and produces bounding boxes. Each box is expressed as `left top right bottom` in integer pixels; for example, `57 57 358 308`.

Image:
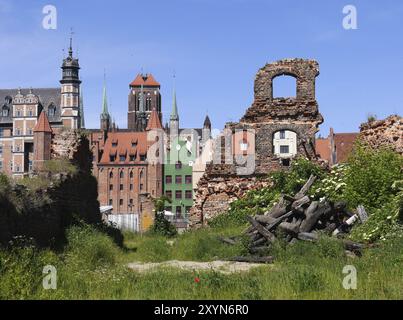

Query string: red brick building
90 95 163 215
316 128 358 165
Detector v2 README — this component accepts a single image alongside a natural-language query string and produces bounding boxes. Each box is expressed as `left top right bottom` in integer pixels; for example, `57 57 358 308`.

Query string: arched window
120 171 124 179
109 171 114 179
272 75 297 98
130 171 134 179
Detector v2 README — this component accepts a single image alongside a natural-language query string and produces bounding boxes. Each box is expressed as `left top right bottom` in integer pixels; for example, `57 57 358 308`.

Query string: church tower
128 74 162 131
100 81 111 140
60 37 81 129
169 87 179 139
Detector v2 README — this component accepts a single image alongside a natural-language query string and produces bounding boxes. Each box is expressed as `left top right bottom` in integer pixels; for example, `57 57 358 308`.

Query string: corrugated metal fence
106 214 139 232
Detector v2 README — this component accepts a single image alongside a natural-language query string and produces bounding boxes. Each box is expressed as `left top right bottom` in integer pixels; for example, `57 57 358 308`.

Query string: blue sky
0 0 402 135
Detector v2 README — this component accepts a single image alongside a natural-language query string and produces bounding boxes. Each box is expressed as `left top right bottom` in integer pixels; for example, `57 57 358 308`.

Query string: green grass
0 225 402 300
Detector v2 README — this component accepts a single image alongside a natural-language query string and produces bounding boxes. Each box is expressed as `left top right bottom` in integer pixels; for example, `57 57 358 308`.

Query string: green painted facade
164 138 197 217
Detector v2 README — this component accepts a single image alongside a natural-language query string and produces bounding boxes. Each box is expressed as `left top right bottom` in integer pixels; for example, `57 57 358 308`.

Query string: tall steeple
169 76 179 138
100 76 111 133
60 32 81 129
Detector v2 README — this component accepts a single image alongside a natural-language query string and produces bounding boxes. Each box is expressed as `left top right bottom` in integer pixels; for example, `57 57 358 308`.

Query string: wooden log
265 210 295 231
229 256 274 264
252 237 267 247
291 196 311 210
219 237 237 245
300 201 331 233
249 246 270 255
297 232 319 242
278 221 300 236
246 216 276 242
357 205 369 223
294 175 317 200
255 215 276 225
268 196 290 218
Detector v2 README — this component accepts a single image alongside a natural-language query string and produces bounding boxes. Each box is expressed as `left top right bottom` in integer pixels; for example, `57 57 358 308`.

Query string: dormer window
48 103 56 117
2 106 9 117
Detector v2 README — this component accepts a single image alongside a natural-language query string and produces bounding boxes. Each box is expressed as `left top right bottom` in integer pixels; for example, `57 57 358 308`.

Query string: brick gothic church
0 42 84 178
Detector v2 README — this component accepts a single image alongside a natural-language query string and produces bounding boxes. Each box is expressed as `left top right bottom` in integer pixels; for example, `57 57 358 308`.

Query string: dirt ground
127 260 271 274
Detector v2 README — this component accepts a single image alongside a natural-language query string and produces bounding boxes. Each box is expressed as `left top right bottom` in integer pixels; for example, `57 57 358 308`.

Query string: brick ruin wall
190 59 324 228
359 115 402 155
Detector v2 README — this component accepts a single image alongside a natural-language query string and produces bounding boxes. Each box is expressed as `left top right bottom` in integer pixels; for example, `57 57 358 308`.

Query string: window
120 184 124 191
129 199 133 205
175 162 182 170
109 199 113 206
140 184 144 191
16 110 21 117
130 155 136 161
176 206 182 216
48 104 56 117
120 155 126 162
110 155 116 162
280 130 286 139
185 175 192 184
0 145 2 154
140 155 147 161
272 74 297 98
130 184 133 191
166 175 172 184
2 107 9 117
280 145 289 154
27 128 33 136
28 160 33 172
109 184 113 191
120 171 124 179
166 190 172 199
112 142 118 147
119 199 123 206
185 190 193 199
16 128 21 136
175 175 182 184
28 110 33 117
109 172 114 179
0 129 3 137
175 190 182 199
130 172 134 179
0 161 2 170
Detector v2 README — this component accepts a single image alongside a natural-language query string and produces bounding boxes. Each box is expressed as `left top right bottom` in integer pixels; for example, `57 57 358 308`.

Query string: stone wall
359 115 402 155
190 59 324 228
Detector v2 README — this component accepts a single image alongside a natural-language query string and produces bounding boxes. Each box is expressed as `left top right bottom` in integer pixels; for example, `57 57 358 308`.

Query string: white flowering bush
311 164 348 202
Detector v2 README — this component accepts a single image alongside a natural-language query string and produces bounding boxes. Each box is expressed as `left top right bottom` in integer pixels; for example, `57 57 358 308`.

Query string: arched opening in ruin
272 74 297 99
272 130 298 161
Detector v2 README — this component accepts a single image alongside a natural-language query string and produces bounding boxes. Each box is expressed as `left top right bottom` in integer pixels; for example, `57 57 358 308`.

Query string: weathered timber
219 237 238 245
294 174 317 199
291 196 311 210
300 201 332 233
246 216 276 242
229 256 274 264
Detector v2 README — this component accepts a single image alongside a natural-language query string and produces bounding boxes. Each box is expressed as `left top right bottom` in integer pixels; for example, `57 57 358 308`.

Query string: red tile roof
34 111 53 133
99 132 149 165
129 74 160 87
146 108 163 131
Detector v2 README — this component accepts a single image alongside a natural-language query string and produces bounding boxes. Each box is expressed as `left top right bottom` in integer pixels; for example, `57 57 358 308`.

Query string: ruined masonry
190 59 324 228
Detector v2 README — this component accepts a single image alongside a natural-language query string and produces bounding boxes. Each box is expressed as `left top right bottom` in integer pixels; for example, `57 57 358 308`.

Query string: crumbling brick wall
359 115 402 155
190 59 324 228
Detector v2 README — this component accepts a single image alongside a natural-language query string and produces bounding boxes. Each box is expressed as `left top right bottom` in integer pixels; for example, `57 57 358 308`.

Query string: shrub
342 142 402 210
151 197 177 237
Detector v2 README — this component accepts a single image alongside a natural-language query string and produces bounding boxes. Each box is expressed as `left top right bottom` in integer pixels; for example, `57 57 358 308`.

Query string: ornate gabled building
90 82 163 217
0 41 83 178
128 73 162 131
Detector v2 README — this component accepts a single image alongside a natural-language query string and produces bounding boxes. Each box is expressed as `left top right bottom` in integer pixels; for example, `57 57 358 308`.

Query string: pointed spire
170 76 179 121
203 114 211 129
69 28 74 57
146 108 163 131
34 111 53 133
101 72 110 118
